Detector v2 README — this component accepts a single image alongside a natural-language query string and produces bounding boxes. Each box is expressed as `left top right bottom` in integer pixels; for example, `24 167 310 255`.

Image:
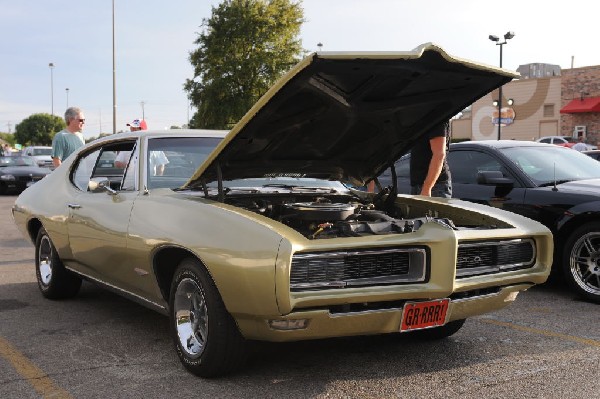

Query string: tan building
451 64 600 146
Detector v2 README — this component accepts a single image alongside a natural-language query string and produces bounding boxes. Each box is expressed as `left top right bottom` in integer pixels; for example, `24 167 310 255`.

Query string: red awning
560 97 600 113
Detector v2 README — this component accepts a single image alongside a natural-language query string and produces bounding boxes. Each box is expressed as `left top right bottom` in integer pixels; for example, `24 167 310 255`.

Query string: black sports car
0 156 51 194
583 150 600 161
378 140 600 303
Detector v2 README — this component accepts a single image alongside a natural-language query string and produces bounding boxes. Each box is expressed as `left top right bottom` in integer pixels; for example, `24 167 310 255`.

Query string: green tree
0 132 16 146
185 0 305 129
14 113 65 146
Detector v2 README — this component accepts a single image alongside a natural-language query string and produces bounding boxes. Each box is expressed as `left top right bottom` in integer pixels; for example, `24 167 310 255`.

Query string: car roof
452 140 561 149
86 129 229 146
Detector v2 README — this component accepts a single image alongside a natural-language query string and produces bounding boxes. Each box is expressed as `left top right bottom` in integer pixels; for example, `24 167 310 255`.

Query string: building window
544 104 554 117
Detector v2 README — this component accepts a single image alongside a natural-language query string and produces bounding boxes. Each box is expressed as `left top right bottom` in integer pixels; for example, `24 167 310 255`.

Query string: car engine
226 194 456 239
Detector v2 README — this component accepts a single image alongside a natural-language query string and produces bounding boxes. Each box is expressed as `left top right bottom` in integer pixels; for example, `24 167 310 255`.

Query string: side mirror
476 171 513 187
88 177 117 195
477 171 514 198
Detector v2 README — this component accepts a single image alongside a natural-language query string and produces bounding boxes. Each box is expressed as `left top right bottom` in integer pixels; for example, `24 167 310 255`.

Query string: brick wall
561 66 600 146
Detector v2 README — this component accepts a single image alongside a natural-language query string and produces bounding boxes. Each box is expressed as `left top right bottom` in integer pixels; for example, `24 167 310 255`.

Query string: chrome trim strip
451 284 533 303
292 247 426 260
328 307 404 318
65 266 166 311
451 291 501 303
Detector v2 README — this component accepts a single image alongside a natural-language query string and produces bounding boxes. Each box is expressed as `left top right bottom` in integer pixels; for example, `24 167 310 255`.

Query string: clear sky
2 0 599 139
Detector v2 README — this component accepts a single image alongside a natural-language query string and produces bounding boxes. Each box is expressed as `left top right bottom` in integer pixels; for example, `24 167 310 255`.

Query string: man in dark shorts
410 122 452 198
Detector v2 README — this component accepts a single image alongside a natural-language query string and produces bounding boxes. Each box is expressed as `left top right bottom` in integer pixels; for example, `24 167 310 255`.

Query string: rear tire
35 227 82 299
562 222 600 303
169 258 247 378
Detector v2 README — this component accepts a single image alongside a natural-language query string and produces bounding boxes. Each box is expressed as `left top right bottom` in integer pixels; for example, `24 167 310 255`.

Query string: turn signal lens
268 319 309 330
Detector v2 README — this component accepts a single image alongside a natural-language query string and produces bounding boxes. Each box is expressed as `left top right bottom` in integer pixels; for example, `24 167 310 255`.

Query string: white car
22 146 53 168
536 136 597 150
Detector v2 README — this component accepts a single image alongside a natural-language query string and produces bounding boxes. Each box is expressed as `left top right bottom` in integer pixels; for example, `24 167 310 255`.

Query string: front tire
562 222 600 303
35 227 82 299
169 258 247 378
408 319 466 340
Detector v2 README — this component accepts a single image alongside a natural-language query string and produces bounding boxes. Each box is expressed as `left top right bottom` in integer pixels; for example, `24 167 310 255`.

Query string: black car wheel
563 222 600 303
407 319 466 340
35 227 82 299
169 258 247 378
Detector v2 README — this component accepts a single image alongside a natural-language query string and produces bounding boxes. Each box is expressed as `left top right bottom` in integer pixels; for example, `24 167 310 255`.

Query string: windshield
0 156 37 167
501 145 600 185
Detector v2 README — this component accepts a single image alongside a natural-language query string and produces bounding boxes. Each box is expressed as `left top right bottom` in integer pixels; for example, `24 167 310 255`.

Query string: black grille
290 247 426 291
456 239 535 278
15 175 43 182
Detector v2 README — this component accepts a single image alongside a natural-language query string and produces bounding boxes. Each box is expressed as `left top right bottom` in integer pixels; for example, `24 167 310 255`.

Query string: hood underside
186 43 518 188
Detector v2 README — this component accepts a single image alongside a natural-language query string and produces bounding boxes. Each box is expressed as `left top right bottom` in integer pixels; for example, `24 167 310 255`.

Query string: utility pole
49 62 55 115
6 122 11 133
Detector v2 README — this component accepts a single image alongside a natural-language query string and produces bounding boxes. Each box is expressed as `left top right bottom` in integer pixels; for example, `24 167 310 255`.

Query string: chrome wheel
174 277 208 358
569 232 600 297
37 235 53 286
169 259 247 377
34 227 81 299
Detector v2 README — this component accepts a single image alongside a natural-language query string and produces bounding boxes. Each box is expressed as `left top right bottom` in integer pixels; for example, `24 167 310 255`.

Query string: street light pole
489 31 514 140
140 101 146 120
112 0 117 134
66 88 69 108
49 62 55 116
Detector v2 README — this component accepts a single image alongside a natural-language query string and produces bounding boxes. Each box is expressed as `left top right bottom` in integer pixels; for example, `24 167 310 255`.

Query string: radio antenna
552 162 558 191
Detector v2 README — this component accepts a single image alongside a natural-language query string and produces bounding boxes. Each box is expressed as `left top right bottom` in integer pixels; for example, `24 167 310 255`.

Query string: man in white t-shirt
115 150 169 176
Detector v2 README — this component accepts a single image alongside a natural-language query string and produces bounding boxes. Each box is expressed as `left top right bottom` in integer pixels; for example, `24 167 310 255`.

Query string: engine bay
225 192 457 239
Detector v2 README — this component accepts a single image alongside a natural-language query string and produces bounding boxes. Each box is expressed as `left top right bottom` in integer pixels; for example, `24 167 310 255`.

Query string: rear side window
146 136 222 189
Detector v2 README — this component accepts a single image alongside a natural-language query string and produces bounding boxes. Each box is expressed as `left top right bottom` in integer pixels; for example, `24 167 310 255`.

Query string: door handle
68 203 82 209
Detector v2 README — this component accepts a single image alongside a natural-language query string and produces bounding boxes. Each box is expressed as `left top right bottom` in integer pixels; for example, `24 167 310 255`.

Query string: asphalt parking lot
0 194 599 399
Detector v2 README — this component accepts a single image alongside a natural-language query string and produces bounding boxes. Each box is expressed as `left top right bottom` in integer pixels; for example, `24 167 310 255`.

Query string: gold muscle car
12 43 553 378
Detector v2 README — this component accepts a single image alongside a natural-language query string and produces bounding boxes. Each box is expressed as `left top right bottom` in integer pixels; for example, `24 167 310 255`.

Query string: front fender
556 200 600 231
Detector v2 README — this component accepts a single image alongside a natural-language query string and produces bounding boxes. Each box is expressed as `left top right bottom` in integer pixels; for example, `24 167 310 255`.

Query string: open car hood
184 43 518 188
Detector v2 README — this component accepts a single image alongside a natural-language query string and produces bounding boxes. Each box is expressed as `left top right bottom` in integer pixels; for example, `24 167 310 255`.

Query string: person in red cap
127 118 148 131
117 118 168 174
115 118 148 168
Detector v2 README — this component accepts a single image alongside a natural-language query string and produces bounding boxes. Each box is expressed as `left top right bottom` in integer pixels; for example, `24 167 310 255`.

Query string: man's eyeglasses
78 119 85 123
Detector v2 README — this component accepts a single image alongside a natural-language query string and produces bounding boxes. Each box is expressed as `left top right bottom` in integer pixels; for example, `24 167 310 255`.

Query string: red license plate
400 299 450 332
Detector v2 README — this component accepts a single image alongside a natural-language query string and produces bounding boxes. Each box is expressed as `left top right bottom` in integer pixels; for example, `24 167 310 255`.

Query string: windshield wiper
538 179 574 187
262 183 338 193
